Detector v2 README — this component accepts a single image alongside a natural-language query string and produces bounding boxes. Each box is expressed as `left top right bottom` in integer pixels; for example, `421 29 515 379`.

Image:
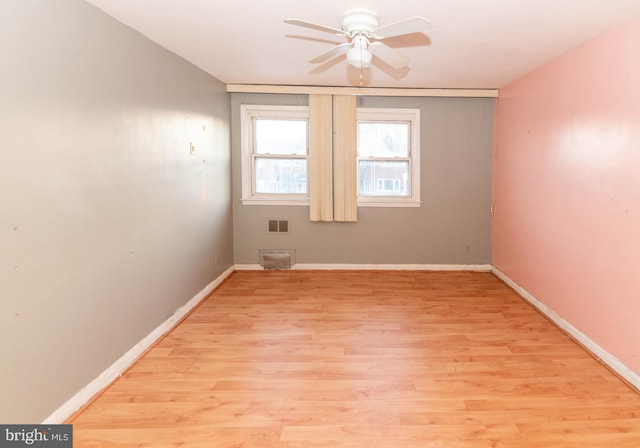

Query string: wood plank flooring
69 270 640 447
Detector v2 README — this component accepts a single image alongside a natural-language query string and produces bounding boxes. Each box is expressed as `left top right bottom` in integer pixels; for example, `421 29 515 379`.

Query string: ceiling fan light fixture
346 47 372 68
346 34 372 68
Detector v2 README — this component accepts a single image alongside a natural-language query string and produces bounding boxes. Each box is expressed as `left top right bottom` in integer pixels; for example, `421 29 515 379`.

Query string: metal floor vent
260 249 295 270
267 219 289 234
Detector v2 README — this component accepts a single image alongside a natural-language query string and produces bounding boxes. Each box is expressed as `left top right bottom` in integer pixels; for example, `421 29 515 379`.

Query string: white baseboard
491 266 640 392
235 263 492 271
42 266 235 424
234 263 264 270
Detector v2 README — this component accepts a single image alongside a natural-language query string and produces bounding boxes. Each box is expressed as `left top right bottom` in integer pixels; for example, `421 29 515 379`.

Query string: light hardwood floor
69 270 640 447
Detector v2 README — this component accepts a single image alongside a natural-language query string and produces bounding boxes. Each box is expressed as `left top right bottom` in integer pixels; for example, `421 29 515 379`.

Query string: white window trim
240 104 309 206
356 108 421 207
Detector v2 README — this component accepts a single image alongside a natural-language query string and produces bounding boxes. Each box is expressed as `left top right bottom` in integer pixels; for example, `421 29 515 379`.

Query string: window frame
356 107 421 207
240 104 310 206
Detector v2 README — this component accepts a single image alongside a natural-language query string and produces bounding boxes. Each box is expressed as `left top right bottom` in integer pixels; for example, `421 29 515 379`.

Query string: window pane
358 122 409 157
358 160 410 196
256 119 307 155
255 157 307 194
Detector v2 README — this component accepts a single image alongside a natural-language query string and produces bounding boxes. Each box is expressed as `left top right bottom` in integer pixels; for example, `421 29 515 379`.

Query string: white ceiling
84 0 640 89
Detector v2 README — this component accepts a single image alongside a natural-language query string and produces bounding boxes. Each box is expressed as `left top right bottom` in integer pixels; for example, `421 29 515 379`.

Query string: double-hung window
240 104 420 208
241 105 309 205
357 108 421 207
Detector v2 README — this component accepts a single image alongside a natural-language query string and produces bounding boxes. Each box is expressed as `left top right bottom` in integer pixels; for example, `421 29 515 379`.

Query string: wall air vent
259 249 295 270
267 219 290 234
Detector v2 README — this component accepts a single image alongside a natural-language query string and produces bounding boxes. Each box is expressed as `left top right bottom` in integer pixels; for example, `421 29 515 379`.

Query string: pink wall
494 17 640 373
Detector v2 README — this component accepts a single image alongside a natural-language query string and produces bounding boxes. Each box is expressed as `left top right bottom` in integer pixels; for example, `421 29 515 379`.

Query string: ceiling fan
284 8 431 70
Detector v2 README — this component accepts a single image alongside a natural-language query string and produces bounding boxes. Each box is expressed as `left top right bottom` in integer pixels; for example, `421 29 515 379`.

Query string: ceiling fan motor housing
342 8 378 35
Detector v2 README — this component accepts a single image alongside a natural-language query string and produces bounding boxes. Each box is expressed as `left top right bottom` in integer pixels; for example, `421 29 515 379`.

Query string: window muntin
241 105 309 205
357 108 420 207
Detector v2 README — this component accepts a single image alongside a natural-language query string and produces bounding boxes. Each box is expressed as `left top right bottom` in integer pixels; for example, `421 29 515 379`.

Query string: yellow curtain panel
308 94 358 222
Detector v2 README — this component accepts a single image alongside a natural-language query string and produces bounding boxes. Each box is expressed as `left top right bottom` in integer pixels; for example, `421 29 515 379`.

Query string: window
241 105 309 205
240 104 420 208
357 108 420 206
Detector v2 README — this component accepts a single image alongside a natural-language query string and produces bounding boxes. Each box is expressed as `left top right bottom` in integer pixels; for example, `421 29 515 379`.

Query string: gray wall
0 0 232 422
232 94 493 265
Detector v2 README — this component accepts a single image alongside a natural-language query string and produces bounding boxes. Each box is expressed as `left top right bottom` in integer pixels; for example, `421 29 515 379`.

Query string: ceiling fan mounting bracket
341 8 378 37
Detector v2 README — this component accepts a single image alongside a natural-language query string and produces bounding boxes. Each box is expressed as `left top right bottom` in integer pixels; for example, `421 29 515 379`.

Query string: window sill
241 198 309 206
357 200 422 208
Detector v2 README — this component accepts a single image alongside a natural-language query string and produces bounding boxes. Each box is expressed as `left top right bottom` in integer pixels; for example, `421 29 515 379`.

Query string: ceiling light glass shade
346 47 372 68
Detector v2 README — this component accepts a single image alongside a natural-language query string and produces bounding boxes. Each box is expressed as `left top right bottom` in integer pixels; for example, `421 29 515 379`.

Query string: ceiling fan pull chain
360 44 365 87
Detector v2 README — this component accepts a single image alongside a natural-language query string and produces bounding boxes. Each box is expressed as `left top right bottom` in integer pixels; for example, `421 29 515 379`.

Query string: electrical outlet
189 142 195 154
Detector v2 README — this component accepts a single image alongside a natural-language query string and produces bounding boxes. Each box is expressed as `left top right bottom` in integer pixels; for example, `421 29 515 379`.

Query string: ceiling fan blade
373 16 432 38
284 19 346 36
309 43 352 63
368 42 410 69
